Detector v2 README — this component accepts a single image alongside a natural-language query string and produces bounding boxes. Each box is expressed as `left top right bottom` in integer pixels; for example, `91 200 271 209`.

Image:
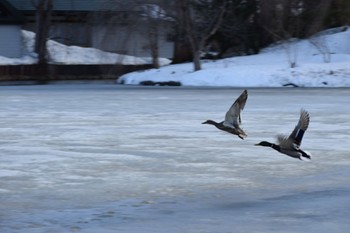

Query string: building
10 0 174 59
0 0 25 58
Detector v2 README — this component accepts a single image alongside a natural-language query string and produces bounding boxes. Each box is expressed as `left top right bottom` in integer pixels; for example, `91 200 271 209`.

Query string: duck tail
237 128 247 140
301 150 312 160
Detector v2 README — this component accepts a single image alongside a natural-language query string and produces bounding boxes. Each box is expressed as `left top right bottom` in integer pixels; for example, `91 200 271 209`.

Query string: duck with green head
202 90 248 140
255 109 311 160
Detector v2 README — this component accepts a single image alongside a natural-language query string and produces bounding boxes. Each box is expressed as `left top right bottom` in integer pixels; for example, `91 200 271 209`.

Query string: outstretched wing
223 90 248 128
276 134 298 150
288 109 310 146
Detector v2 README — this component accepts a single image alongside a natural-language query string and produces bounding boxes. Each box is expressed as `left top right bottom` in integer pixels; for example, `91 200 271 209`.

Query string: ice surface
0 85 350 233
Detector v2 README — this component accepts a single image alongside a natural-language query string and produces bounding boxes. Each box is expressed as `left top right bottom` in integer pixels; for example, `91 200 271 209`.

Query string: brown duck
202 90 248 140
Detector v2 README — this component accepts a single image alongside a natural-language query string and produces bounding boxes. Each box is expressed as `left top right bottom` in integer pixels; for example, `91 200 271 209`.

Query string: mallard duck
255 109 311 160
202 90 248 140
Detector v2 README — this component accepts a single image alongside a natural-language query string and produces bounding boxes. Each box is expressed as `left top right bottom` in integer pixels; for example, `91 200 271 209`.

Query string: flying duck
202 89 248 140
255 109 311 160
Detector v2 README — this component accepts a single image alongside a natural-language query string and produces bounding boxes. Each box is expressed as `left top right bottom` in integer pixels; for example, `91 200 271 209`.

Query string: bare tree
177 0 227 71
302 0 333 37
309 32 331 63
208 0 260 58
32 0 53 64
92 0 172 69
172 1 192 64
141 3 172 68
259 0 303 68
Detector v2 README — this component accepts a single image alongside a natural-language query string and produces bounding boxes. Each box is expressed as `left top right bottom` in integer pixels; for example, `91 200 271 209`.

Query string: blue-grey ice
1 84 350 233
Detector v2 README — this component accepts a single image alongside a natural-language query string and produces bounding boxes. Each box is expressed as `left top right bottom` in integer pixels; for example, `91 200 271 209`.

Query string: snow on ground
0 30 171 66
118 26 350 87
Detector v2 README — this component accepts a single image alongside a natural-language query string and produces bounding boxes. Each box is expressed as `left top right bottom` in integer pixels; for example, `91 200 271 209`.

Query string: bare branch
202 1 227 45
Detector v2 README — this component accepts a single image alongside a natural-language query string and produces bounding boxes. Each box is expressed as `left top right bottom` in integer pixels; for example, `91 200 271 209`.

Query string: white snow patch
119 26 350 87
0 30 171 66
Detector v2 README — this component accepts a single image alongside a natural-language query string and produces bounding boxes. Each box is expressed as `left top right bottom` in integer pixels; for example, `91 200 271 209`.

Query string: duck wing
288 109 310 146
277 134 298 150
223 90 248 128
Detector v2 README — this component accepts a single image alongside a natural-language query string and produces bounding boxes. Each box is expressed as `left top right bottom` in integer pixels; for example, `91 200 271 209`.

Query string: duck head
202 120 216 125
254 141 273 147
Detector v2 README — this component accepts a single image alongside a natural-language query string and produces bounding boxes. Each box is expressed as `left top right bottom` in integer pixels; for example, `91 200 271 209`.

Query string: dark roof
9 0 146 12
10 0 100 11
0 0 25 24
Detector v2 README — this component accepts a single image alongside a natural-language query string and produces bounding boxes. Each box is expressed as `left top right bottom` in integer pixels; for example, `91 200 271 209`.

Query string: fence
0 64 153 82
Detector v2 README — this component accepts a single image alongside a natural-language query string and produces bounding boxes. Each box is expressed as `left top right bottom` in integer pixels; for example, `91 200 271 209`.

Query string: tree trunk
172 40 192 64
177 0 226 71
192 49 201 71
305 0 333 36
148 23 160 69
34 0 52 65
173 0 192 64
179 0 201 71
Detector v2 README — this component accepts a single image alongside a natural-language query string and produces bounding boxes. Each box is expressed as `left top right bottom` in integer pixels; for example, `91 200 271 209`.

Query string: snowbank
118 26 350 87
0 30 171 66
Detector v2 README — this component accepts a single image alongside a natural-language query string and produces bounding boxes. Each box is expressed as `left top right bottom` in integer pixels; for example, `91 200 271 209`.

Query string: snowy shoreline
1 27 350 87
118 26 350 87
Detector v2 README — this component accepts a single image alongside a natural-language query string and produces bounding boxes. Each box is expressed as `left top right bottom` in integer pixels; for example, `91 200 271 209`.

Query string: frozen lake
1 84 350 233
